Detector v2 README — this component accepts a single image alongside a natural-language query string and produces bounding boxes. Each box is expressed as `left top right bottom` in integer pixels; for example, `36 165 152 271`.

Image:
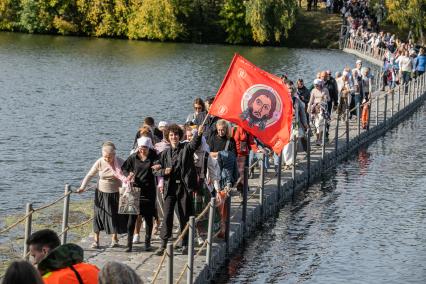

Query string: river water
220 104 426 283
0 32 366 216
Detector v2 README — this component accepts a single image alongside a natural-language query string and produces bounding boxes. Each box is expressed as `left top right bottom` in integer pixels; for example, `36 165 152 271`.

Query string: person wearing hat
121 136 159 252
308 79 330 145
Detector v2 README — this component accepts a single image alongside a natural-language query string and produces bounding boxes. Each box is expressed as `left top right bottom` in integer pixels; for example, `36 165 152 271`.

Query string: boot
125 234 133 252
145 236 152 252
155 239 167 256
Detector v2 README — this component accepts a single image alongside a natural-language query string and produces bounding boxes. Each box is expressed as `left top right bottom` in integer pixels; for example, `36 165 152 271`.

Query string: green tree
187 0 224 42
219 0 250 44
245 0 297 44
76 0 129 37
51 0 81 34
0 0 20 30
19 0 55 33
127 0 185 40
385 0 426 44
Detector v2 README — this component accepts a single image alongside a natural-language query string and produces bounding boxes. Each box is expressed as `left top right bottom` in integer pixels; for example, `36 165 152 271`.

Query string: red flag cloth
209 54 293 154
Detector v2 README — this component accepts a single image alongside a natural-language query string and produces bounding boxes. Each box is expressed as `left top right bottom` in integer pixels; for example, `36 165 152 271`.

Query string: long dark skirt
93 189 127 234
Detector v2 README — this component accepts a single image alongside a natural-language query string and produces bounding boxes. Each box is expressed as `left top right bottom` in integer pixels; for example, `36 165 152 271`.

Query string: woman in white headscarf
77 141 128 249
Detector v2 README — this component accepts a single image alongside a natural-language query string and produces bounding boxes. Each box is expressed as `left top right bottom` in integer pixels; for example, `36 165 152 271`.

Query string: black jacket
156 133 202 197
324 77 339 106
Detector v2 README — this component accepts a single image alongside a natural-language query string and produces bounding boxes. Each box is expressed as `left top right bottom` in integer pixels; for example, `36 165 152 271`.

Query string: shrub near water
0 0 298 44
0 199 93 276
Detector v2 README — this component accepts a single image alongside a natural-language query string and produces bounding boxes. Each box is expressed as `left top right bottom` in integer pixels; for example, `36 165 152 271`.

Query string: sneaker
132 234 141 244
90 241 99 249
177 246 188 255
144 242 152 252
110 240 119 248
197 237 204 246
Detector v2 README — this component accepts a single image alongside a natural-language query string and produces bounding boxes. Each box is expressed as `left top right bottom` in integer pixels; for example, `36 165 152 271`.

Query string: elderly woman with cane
77 141 128 249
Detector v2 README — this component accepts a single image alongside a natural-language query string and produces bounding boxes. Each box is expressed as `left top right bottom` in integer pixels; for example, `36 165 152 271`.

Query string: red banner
209 54 293 154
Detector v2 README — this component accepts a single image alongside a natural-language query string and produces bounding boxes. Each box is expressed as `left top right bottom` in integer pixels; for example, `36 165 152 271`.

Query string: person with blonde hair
77 141 128 248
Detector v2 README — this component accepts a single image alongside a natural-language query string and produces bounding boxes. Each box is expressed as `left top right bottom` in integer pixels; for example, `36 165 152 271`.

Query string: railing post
306 130 311 186
187 216 195 284
166 243 173 284
321 122 326 161
375 70 380 90
408 80 412 104
242 166 248 234
413 78 417 101
61 184 71 244
345 107 349 150
384 93 388 123
403 83 406 108
276 154 282 202
378 68 382 91
23 203 33 260
259 152 265 211
375 95 379 125
398 85 401 111
206 198 215 268
357 102 361 135
225 192 231 256
335 116 339 158
292 136 297 190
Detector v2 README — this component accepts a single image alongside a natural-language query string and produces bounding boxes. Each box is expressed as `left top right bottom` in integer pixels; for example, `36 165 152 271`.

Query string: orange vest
42 263 99 284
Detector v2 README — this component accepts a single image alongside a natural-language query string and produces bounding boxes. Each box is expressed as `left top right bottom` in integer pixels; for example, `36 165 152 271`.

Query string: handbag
118 183 141 215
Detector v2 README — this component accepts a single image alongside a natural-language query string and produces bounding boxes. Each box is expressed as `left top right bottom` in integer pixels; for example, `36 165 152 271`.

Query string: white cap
313 79 323 86
356 59 362 65
158 121 168 128
137 137 153 148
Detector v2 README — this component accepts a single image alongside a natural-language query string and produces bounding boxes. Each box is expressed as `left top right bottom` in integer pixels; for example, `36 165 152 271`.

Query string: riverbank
0 199 93 275
286 6 342 48
0 2 342 48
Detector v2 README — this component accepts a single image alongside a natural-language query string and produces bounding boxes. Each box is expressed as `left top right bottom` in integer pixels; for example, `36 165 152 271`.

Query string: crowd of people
345 0 426 91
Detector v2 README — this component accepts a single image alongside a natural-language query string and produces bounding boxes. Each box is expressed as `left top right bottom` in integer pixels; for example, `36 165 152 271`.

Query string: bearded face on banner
239 85 282 130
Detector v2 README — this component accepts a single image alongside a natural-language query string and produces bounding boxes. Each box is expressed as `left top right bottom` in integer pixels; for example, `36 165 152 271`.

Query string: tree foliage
0 0 298 44
385 0 426 44
219 0 250 44
127 0 185 40
245 0 297 44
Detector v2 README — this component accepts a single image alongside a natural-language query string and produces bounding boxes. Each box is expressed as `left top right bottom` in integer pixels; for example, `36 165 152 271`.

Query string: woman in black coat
122 136 159 252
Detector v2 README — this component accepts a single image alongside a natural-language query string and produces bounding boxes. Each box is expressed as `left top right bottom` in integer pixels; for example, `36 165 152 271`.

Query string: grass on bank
0 199 93 276
286 4 342 49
